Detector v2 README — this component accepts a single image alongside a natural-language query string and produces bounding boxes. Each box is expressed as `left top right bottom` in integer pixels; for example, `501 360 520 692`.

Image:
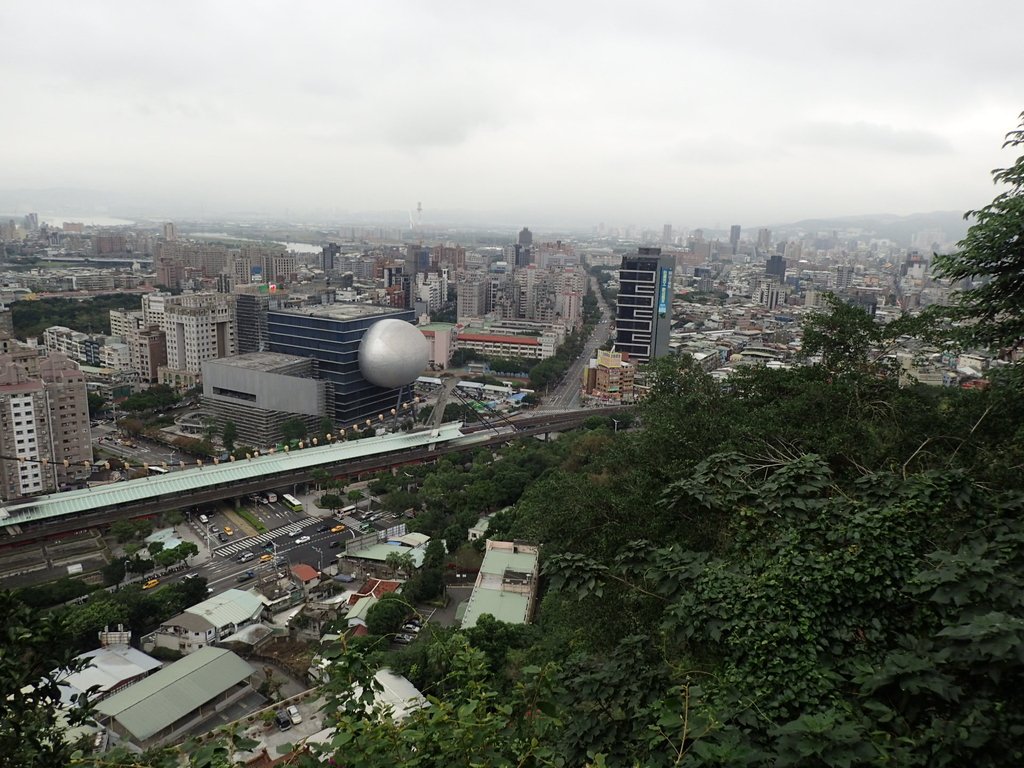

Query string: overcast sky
1 1 1022 228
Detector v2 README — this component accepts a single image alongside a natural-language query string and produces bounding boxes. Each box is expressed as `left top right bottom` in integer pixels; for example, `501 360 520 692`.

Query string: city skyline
1 2 1022 226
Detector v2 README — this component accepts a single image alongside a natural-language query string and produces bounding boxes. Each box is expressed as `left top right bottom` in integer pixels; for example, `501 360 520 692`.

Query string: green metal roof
460 544 539 629
347 595 376 623
461 589 530 629
346 543 425 567
479 548 538 576
0 423 464 526
94 646 253 741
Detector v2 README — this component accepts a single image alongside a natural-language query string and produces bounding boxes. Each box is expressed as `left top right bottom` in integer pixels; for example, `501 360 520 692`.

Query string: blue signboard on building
658 267 672 317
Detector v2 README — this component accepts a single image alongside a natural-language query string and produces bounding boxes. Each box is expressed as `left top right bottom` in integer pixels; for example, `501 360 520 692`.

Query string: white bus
281 493 303 512
264 492 278 504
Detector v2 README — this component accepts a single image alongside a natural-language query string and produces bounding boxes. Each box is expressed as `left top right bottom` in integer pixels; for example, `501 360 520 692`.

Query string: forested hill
8 350 1020 768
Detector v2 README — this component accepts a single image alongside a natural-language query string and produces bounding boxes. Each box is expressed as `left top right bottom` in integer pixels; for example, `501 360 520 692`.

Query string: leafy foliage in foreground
5 349 1024 766
933 112 1024 356
544 452 1024 765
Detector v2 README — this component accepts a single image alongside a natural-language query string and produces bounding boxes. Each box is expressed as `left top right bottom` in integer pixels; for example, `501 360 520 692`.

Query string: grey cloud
788 122 955 155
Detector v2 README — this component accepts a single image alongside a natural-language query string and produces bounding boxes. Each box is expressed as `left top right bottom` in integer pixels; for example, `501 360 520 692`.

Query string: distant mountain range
768 211 970 248
0 187 973 247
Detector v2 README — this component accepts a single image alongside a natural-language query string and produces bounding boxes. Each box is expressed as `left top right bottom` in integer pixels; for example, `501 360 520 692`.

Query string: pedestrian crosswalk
213 521 312 557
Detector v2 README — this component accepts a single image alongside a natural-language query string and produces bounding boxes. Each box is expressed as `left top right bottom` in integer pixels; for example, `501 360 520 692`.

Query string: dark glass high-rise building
765 253 787 283
614 247 674 364
518 227 533 247
322 243 341 272
729 225 741 254
267 304 416 426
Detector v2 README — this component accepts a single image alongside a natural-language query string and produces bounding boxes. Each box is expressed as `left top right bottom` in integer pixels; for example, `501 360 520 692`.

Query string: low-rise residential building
147 589 264 655
582 349 635 403
460 540 539 630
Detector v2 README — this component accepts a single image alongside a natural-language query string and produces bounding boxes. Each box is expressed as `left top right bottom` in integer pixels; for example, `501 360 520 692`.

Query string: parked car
394 633 415 644
275 711 292 731
293 535 311 545
142 579 160 590
286 705 302 724
401 623 421 634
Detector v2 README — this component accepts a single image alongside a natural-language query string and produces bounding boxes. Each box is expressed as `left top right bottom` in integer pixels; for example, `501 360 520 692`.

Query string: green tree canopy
221 419 237 452
280 417 308 442
0 592 95 767
933 112 1024 357
365 594 410 635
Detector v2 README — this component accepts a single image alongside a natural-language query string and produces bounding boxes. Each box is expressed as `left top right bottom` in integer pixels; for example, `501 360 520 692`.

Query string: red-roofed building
290 564 321 593
456 332 555 360
347 578 402 606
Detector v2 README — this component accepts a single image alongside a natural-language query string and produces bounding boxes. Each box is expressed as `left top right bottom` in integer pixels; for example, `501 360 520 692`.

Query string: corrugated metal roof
59 646 162 703
161 613 214 633
347 595 376 622
347 543 425 567
95 646 253 741
184 588 264 630
0 423 464 524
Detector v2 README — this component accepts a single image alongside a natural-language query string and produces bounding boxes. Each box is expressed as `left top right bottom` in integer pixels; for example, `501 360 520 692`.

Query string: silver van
198 514 209 524
238 552 255 563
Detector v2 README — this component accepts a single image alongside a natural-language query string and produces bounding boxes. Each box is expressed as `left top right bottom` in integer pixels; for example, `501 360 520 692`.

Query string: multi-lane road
540 275 614 411
166 499 387 596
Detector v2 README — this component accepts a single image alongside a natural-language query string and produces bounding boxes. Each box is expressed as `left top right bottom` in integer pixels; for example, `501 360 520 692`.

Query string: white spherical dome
358 319 429 389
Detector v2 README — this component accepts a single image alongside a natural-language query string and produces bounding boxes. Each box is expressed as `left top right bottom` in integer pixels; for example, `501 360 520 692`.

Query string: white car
293 535 311 545
286 705 302 724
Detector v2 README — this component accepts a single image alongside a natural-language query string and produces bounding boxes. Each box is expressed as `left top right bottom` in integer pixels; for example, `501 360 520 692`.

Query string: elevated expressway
0 408 623 547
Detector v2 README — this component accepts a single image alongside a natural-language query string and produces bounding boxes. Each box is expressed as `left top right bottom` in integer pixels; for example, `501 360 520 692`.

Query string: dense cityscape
3 1 1024 766
0 190 1018 765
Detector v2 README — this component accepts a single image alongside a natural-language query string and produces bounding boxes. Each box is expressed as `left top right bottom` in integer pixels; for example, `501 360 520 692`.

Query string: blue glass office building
267 304 416 427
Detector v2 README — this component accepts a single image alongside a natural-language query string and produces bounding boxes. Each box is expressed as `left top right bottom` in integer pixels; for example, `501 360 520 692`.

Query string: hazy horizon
2 2 1021 228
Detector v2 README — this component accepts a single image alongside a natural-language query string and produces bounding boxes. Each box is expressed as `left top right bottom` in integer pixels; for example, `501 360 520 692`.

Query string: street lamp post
311 546 323 573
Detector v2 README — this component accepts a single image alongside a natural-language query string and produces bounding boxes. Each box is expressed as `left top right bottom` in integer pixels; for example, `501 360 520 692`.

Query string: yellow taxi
259 553 273 563
223 526 234 536
331 524 346 533
142 578 160 590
